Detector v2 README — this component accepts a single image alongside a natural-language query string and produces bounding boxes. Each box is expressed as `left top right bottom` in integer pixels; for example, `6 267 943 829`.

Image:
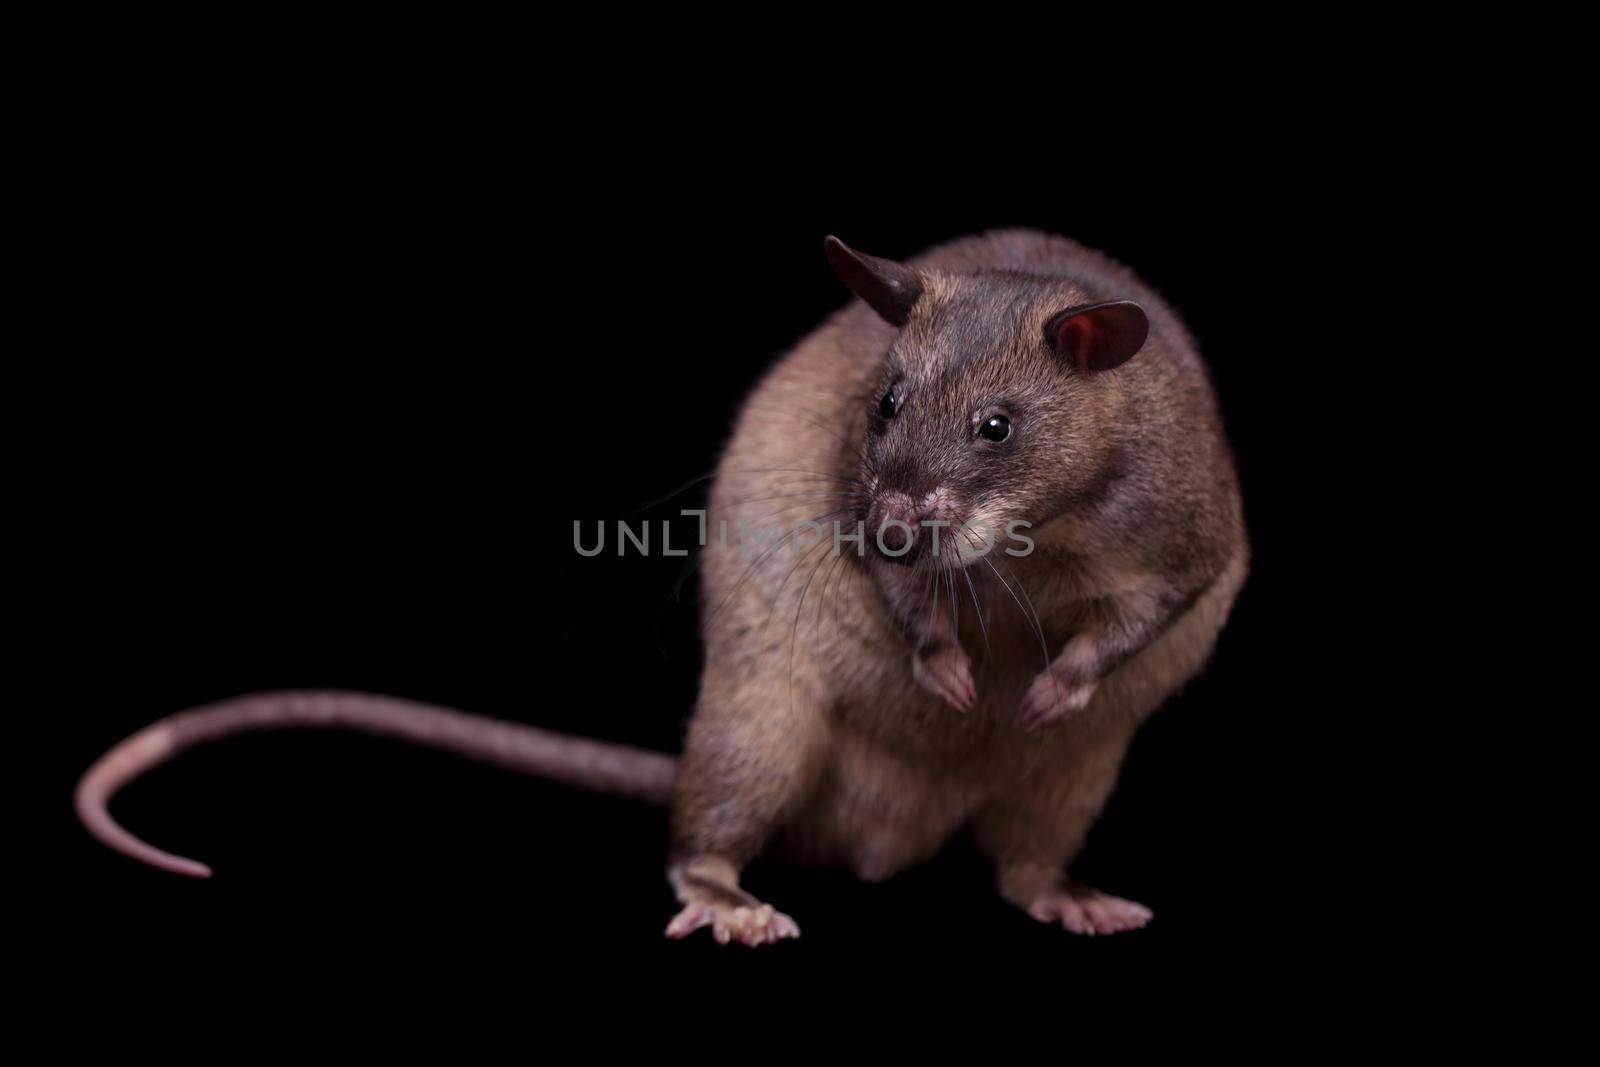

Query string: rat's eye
878 389 898 419
979 414 1011 442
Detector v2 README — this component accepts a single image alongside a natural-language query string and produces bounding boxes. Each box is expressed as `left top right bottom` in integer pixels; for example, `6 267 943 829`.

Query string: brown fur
667 230 1248 943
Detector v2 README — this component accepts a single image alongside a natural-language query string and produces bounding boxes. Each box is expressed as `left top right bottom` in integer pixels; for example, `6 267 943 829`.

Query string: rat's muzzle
864 489 960 566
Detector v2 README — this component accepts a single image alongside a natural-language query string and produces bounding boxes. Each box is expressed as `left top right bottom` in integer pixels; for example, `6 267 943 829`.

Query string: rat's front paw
1019 666 1096 730
913 643 975 710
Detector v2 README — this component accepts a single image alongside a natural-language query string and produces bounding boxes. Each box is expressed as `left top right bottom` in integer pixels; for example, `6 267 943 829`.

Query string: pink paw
1026 884 1154 936
665 900 801 947
913 644 975 710
1018 667 1095 730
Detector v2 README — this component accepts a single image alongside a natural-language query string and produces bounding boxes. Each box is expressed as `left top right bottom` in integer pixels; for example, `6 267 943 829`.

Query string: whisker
829 550 867 635
787 530 843 713
747 404 871 462
715 494 860 531
811 547 849 641
760 524 846 637
958 553 991 662
726 467 866 486
703 520 815 631
978 549 1051 675
629 470 718 515
945 561 960 641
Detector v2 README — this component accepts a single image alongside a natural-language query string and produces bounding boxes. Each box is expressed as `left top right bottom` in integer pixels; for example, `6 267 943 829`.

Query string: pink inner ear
1056 316 1096 373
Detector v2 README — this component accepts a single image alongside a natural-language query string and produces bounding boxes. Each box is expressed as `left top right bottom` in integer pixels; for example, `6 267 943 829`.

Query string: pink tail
76 690 678 877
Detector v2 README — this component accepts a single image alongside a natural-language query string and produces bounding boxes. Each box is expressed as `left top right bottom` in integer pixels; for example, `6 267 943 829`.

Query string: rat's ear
1044 301 1149 373
824 236 923 327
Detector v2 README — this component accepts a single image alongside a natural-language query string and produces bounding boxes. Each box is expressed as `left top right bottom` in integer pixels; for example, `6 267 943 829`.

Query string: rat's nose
867 490 926 563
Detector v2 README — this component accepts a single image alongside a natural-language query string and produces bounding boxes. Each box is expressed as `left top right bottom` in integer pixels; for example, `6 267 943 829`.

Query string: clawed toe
913 647 976 710
665 900 800 947
1018 670 1095 730
1025 884 1153 936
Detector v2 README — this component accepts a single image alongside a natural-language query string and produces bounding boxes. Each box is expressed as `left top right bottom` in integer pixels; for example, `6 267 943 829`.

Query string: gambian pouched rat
79 229 1247 945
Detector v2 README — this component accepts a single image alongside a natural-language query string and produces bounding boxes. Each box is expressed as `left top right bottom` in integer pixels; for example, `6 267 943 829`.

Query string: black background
38 85 1379 1027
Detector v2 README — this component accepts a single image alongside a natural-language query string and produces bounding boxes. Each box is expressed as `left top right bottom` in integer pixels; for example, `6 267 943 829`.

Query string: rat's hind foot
666 855 800 947
1021 882 1153 936
999 864 1152 936
665 899 801 946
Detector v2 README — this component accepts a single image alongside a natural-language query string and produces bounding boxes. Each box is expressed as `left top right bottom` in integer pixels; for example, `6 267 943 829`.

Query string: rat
78 229 1247 945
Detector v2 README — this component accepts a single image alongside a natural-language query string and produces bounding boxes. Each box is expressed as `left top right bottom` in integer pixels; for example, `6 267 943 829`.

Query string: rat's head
826 236 1149 569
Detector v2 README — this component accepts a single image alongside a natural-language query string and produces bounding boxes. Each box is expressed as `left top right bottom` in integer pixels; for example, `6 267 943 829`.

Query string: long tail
76 689 679 878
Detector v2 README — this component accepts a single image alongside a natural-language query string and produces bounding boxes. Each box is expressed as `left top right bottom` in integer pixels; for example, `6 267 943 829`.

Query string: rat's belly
777 726 987 882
